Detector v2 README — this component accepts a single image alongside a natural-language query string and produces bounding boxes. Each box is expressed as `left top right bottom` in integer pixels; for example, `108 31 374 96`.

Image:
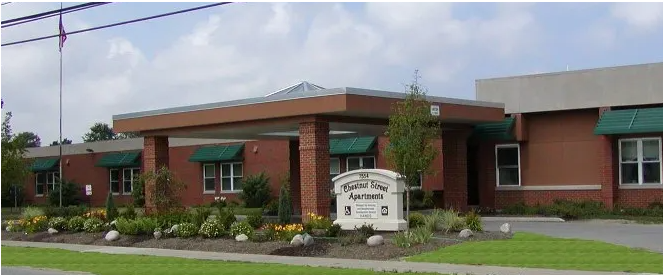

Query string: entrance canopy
112 83 505 139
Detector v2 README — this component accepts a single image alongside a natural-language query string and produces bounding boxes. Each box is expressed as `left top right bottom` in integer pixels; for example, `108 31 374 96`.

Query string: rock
302 233 314 246
105 230 120 241
110 220 117 226
153 231 162 240
459 229 473 238
290 234 304 247
500 223 511 233
235 234 248 242
47 228 58 234
170 224 179 233
6 226 11 232
366 235 384 247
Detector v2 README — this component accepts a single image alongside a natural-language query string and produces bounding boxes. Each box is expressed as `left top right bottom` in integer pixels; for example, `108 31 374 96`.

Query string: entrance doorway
466 142 480 206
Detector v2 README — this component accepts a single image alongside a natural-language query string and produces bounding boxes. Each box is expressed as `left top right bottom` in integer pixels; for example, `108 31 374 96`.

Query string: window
619 138 662 185
35 172 59 196
46 172 59 192
35 173 46 196
122 168 140 194
412 172 423 189
330 158 340 189
495 144 520 186
203 164 216 194
346 156 376 171
110 169 120 194
221 163 243 191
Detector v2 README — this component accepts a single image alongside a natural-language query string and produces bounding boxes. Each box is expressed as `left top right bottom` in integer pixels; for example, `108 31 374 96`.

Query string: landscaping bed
1 230 511 261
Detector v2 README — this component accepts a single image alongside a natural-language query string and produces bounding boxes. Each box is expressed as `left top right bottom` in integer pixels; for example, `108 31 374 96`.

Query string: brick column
442 130 471 212
143 136 169 215
299 121 330 222
598 107 616 209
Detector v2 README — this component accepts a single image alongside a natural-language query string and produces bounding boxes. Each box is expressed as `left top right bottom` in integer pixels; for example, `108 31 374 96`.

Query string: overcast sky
2 2 663 145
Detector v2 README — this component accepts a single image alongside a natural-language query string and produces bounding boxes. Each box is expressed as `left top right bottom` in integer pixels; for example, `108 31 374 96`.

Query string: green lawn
2 246 439 275
407 232 663 273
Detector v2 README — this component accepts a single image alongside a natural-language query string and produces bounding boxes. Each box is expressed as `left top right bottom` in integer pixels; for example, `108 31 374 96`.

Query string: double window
619 138 662 185
346 156 376 171
35 172 59 196
202 162 244 193
110 168 139 195
495 144 521 186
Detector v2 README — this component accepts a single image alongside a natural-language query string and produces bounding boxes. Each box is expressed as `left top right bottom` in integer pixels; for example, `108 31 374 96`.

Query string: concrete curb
481 216 566 222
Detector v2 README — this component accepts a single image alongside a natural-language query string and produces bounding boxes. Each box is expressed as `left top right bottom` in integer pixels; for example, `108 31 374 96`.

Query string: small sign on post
85 184 92 196
430 105 440 116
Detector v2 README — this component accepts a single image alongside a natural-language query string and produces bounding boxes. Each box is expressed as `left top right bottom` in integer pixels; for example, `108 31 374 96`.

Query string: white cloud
1 2 539 144
611 2 663 31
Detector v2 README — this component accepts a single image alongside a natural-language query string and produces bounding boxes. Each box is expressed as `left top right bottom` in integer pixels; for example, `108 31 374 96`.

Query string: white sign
85 185 92 196
430 105 440 116
332 169 407 231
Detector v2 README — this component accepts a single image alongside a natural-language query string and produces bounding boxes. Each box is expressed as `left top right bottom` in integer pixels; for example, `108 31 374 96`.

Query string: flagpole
58 2 63 208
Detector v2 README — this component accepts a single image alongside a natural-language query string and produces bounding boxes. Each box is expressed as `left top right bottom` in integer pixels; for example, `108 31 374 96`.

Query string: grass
1 246 439 275
407 232 663 273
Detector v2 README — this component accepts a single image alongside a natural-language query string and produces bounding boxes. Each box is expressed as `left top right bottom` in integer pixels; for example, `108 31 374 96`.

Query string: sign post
332 169 407 231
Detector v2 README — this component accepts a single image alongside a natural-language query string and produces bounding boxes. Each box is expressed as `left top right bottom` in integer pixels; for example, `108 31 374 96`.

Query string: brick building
22 63 663 215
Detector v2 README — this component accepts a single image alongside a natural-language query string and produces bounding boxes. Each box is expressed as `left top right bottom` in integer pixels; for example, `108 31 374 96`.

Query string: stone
47 228 58 234
290 234 304 247
366 235 384 247
459 229 473 238
500 223 511 233
110 220 117 226
302 233 314 246
105 230 120 241
153 231 162 240
235 234 249 242
170 224 179 233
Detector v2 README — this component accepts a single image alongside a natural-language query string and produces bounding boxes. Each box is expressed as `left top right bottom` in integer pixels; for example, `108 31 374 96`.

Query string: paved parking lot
484 220 663 253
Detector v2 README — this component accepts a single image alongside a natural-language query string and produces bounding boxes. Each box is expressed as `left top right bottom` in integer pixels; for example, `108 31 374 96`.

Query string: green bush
423 209 445 231
150 210 193 230
405 189 427 209
339 231 367 246
105 192 119 222
44 205 88 219
410 226 433 244
326 224 342 237
246 213 264 229
239 172 272 208
263 200 279 216
230 221 254 237
192 206 212 228
48 217 67 231
408 212 426 228
83 218 105 233
48 180 82 207
131 176 145 207
216 208 237 230
441 209 465 233
66 216 85 232
423 191 435 208
393 231 412 248
2 184 25 208
119 204 138 220
278 185 292 224
199 219 225 238
465 209 483 232
21 206 45 220
115 217 139 235
355 223 375 239
649 201 663 210
134 217 158 235
175 222 198 238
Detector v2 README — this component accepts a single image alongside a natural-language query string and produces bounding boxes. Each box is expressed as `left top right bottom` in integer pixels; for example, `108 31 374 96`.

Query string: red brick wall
495 190 603 209
442 130 470 211
299 121 331 220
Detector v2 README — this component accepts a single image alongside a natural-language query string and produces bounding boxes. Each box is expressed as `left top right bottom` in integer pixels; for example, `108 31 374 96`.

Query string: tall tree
82 122 116 142
384 70 440 228
1 111 31 207
50 138 73 146
14 131 41 147
116 131 139 139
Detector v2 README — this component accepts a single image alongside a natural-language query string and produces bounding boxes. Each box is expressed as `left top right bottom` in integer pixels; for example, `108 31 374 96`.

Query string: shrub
67 216 86 232
105 192 119 222
502 202 537 215
246 213 264 229
441 209 465 233
339 231 366 246
44 205 88 219
355 223 375 239
649 201 663 210
305 212 333 230
150 210 193 230
278 185 292 224
20 215 48 233
83 209 107 220
199 219 225 238
465 209 483 232
239 172 272 208
134 217 158 235
2 184 25 208
83 218 105 233
393 231 412 248
21 206 45 220
410 226 433 244
192 206 212 228
405 189 427 209
131 176 145 207
216 208 237 230
423 191 435 208
119 204 138 220
136 167 187 214
408 212 426 229
326 224 342 237
48 217 67 231
263 200 279 216
261 223 303 242
115 217 139 235
230 221 254 238
175 222 198 238
48 180 82 207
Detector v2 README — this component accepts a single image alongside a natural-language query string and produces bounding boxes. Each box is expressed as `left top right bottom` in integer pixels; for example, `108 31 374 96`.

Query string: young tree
384 70 440 229
116 132 140 139
82 122 116 142
50 138 73 146
14 131 41 147
1 111 31 207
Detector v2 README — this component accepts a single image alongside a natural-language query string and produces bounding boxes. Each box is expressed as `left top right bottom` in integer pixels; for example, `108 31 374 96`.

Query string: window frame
202 163 216 194
122 167 140 195
220 162 243 192
495 143 522 187
330 157 341 190
618 137 662 185
35 172 46 197
109 168 120 195
346 156 376 172
46 172 59 193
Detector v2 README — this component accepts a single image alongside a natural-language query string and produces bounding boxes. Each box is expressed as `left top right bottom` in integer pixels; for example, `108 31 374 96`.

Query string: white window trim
346 156 376 172
495 144 522 187
109 169 120 195
221 162 243 193
46 172 58 193
330 157 341 175
122 167 139 195
35 172 45 197
618 137 662 185
202 163 216 194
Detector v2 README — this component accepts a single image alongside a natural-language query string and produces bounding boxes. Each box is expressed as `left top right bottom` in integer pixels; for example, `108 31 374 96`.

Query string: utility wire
2 2 103 24
2 2 111 28
1 2 11 6
2 2 233 47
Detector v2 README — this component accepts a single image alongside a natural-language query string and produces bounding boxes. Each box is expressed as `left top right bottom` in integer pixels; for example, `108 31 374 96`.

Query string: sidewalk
2 241 650 275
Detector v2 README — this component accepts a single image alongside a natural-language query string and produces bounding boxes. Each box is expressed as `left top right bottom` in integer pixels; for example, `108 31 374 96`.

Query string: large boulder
235 234 249 242
459 229 473 238
367 235 384 247
47 228 58 235
105 230 120 241
290 234 304 247
153 231 162 240
500 223 511 234
302 233 314 247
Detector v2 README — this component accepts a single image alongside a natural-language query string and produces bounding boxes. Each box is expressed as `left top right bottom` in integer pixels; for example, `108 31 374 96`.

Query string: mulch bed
1 230 512 261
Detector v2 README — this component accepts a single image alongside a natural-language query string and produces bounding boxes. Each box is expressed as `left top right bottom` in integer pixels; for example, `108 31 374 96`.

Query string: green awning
31 158 59 172
189 144 244 162
471 117 516 141
96 152 141 167
330 136 377 155
594 107 663 135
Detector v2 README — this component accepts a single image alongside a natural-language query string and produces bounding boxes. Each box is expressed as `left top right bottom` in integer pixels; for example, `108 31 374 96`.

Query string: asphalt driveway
484 220 663 253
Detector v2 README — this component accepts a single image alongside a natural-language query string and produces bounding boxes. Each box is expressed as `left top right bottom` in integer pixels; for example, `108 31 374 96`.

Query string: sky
1 1 663 145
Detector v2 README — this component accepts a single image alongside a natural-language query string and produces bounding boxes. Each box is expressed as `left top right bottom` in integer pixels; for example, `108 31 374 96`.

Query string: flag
58 13 67 51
